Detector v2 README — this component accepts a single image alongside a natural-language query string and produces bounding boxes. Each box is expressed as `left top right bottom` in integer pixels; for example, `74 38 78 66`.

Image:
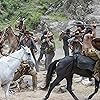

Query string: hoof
39 86 48 91
42 97 47 100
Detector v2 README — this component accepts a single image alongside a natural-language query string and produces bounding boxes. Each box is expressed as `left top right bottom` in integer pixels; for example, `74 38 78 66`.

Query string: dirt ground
0 45 100 100
0 71 100 100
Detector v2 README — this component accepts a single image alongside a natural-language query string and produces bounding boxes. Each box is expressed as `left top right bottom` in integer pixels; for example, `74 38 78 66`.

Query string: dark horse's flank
42 54 100 100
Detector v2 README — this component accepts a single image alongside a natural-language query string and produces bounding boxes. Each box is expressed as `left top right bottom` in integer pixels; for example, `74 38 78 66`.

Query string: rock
81 78 94 86
54 85 67 93
74 77 83 83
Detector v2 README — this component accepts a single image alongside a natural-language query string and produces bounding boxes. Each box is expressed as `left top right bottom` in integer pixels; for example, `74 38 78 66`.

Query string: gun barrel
71 24 100 26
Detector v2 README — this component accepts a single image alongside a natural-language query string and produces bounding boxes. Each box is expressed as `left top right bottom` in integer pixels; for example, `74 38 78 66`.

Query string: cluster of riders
0 19 100 100
59 21 100 81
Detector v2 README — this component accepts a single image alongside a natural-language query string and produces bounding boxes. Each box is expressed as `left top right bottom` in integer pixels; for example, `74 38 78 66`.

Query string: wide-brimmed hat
92 38 100 51
84 27 92 34
24 31 33 35
76 22 85 30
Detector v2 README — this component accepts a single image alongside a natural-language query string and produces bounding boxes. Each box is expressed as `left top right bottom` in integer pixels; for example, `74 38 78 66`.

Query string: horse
0 46 35 100
4 26 40 72
12 61 37 91
4 26 19 54
41 39 100 100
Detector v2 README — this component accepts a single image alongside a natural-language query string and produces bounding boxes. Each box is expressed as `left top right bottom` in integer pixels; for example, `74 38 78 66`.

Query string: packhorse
0 46 35 100
4 26 20 54
41 38 100 100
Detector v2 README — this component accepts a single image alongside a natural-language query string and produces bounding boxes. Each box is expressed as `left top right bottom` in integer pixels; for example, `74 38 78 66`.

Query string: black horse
42 54 100 100
41 39 100 100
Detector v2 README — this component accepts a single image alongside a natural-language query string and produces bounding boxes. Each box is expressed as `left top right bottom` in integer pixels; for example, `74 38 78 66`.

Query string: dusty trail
0 46 100 100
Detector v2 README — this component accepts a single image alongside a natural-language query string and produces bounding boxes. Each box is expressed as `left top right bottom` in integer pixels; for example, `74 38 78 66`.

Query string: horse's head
4 26 14 37
21 46 35 65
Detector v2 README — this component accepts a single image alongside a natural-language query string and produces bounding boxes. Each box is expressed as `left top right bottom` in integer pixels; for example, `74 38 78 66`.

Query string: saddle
76 54 96 71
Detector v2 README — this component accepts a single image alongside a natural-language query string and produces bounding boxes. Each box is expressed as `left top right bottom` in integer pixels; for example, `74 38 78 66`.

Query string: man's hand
91 21 96 29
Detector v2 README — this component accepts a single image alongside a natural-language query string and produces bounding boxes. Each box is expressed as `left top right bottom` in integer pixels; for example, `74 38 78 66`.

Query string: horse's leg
43 76 63 100
2 82 10 100
32 74 37 91
87 79 99 99
66 75 79 100
12 71 22 91
29 70 37 91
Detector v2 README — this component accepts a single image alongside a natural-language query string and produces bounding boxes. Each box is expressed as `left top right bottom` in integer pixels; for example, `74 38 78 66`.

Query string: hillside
0 0 94 30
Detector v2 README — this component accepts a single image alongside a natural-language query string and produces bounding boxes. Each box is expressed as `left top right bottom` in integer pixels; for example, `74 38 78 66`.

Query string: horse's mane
0 48 23 62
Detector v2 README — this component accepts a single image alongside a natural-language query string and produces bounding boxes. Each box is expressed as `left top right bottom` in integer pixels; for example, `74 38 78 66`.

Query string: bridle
7 48 31 62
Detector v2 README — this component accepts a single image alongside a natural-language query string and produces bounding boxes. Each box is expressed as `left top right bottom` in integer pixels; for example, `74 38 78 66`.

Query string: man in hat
37 31 54 65
37 31 48 65
68 22 85 56
20 31 39 72
20 31 37 50
59 29 71 56
91 38 100 81
44 31 55 70
74 22 85 40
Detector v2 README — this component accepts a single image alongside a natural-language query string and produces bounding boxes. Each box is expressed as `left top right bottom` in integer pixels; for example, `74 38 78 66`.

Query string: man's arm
91 21 96 38
31 37 37 51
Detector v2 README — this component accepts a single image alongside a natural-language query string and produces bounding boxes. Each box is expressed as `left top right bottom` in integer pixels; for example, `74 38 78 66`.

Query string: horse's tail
43 59 60 89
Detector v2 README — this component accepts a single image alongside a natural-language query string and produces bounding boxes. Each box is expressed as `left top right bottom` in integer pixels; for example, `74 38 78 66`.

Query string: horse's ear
20 45 28 50
20 45 25 49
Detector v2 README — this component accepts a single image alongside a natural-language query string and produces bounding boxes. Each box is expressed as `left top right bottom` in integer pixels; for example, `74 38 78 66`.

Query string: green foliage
0 0 69 30
25 12 42 31
0 0 37 29
0 0 58 30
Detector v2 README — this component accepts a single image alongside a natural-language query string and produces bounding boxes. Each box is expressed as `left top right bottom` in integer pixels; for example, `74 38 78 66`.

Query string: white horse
0 46 35 100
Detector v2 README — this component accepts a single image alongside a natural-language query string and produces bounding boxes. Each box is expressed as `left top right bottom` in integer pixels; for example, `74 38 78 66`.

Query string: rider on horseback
90 38 100 81
82 23 100 81
68 22 85 55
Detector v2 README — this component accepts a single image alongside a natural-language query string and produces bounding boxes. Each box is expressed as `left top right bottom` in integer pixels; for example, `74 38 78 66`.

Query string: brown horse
4 26 19 54
12 61 37 91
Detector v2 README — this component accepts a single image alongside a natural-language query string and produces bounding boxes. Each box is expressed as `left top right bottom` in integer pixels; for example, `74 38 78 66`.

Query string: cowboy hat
76 22 85 30
24 31 33 35
92 38 100 51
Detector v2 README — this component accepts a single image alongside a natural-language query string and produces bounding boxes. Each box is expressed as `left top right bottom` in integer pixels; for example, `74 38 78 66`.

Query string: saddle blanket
77 55 95 71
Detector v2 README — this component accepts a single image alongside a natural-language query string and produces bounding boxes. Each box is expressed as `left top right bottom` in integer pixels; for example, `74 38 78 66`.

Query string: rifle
70 23 100 26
